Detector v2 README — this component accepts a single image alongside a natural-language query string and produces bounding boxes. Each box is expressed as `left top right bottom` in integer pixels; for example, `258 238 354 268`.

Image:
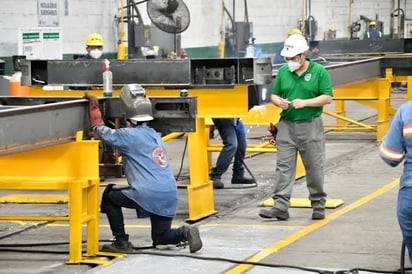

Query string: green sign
22 33 40 40
43 32 59 39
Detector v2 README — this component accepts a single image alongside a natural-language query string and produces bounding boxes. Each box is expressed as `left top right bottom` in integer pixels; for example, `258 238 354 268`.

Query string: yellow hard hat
86 33 104 46
369 21 377 27
287 28 303 37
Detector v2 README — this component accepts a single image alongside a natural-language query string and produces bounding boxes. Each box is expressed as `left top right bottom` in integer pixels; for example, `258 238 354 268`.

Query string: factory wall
0 0 411 65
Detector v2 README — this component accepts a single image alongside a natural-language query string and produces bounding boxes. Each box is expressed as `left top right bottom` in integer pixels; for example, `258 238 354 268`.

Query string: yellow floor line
225 178 400 274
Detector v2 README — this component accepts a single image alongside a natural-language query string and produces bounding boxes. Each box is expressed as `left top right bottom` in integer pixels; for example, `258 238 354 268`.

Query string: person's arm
379 109 405 167
270 94 290 109
84 93 105 129
290 94 332 109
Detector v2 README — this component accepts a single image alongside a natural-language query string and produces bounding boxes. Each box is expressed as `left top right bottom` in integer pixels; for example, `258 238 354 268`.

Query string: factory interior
2 0 412 273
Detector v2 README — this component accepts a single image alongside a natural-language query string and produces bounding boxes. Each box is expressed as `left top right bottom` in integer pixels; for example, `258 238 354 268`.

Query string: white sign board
18 28 63 60
38 0 59 27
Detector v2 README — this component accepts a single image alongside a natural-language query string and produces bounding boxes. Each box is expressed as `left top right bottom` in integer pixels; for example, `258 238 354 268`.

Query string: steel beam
0 96 197 156
0 97 89 156
310 39 405 55
324 57 382 86
273 57 382 86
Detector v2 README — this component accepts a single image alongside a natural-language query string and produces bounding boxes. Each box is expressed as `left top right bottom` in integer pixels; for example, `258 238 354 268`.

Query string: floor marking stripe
225 178 400 274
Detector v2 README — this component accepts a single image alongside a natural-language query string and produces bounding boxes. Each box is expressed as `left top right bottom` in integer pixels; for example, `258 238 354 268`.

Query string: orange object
9 72 30 96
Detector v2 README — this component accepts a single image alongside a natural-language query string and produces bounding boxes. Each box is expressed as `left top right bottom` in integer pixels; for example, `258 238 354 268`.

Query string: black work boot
231 176 256 184
312 208 326 220
259 207 289 220
211 178 224 189
101 235 134 253
182 225 202 253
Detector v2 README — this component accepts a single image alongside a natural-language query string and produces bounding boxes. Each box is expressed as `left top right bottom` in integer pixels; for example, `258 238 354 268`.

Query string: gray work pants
272 116 327 212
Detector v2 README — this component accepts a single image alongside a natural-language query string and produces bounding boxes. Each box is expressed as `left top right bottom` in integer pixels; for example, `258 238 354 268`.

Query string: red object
84 93 105 128
101 58 110 71
89 107 105 129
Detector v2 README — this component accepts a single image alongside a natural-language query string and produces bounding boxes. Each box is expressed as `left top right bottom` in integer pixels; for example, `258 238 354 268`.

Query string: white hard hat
280 34 309 58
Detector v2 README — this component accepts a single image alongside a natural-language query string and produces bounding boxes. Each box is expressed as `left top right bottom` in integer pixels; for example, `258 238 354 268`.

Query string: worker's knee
100 183 115 213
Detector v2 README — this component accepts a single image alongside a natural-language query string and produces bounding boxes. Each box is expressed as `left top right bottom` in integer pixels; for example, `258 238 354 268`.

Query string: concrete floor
0 98 410 274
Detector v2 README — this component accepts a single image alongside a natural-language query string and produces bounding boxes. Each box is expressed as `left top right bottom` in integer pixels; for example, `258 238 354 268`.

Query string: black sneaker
182 225 203 253
212 179 224 189
101 236 134 253
312 208 325 220
231 176 256 184
259 207 289 220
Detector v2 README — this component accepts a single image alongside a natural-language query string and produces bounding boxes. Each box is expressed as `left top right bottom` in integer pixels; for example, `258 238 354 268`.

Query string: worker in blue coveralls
379 101 412 264
84 84 202 254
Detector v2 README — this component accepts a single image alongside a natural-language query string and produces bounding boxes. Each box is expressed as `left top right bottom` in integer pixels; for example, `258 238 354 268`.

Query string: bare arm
290 95 332 109
270 94 290 110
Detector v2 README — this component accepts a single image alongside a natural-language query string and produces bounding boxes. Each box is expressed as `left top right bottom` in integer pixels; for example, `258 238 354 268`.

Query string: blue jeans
102 186 185 246
210 118 247 180
398 186 412 263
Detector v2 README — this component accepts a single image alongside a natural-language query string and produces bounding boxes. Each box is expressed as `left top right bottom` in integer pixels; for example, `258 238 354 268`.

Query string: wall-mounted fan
146 0 190 34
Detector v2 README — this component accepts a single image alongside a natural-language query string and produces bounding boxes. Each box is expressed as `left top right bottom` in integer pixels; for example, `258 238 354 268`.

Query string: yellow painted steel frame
325 78 391 142
386 68 412 101
27 85 305 220
0 133 111 265
240 78 391 143
147 86 249 220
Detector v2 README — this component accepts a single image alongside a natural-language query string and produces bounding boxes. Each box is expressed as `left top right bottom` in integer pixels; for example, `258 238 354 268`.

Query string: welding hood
120 84 154 122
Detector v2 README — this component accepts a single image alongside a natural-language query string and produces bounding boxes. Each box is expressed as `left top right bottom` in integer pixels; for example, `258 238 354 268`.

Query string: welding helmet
86 33 104 47
369 21 377 27
287 28 303 37
280 34 309 58
120 84 153 122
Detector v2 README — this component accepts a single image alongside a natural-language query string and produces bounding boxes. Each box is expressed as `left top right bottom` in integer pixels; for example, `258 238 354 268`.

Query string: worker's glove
267 122 278 146
83 93 104 129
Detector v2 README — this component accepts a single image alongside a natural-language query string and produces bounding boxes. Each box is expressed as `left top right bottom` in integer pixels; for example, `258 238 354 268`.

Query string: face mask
89 49 103 59
287 60 301 72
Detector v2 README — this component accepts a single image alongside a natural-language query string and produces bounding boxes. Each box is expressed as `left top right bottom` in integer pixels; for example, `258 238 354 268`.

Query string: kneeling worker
84 84 202 253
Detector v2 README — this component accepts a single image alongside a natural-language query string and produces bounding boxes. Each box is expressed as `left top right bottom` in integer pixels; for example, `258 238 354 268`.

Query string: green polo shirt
273 60 333 121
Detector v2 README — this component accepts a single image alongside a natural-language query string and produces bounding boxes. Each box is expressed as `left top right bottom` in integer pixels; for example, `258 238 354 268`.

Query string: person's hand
290 99 306 109
83 93 104 128
83 92 99 108
269 138 277 146
278 98 290 110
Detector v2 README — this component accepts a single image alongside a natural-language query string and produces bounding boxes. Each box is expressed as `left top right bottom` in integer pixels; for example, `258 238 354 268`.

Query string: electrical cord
174 133 189 182
172 129 258 190
0 241 408 274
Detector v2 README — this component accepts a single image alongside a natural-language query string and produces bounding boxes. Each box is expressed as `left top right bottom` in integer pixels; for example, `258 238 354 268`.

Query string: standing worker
84 84 202 253
259 34 333 220
379 101 412 264
209 118 256 189
364 21 382 40
273 29 319 65
69 33 105 90
273 28 303 64
80 32 105 60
